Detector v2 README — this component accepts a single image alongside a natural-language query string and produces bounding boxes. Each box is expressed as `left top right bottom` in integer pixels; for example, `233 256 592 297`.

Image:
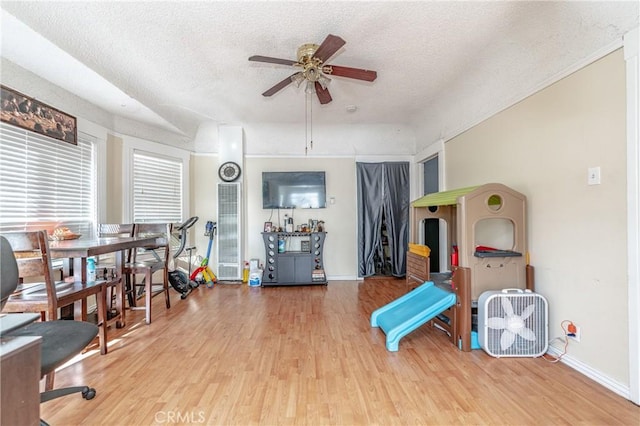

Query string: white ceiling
1 1 638 152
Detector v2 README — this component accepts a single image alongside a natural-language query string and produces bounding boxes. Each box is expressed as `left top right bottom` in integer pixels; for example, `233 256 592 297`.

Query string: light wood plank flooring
40 278 639 425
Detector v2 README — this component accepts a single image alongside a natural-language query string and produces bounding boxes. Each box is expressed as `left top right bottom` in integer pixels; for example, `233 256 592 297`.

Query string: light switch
587 166 601 185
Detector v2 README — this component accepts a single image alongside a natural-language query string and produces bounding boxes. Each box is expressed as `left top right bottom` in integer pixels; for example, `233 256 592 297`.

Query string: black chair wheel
82 387 96 400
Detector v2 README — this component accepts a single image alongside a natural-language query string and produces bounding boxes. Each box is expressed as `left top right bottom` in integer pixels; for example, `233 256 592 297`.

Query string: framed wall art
1 85 77 145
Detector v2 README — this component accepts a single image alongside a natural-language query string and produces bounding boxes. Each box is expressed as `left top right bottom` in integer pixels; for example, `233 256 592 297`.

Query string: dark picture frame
1 85 77 145
264 222 272 232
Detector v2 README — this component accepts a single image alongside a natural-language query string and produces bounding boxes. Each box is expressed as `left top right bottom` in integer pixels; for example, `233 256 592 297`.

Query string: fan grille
479 291 548 357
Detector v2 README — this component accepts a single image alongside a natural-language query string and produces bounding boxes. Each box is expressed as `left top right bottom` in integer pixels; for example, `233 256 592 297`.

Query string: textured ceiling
1 1 638 151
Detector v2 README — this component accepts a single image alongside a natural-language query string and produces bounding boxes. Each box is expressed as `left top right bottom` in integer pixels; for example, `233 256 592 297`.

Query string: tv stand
261 232 327 286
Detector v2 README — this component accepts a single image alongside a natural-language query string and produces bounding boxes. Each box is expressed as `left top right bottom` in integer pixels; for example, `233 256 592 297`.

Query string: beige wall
105 134 124 224
243 157 358 279
445 50 628 385
190 155 359 279
189 154 219 263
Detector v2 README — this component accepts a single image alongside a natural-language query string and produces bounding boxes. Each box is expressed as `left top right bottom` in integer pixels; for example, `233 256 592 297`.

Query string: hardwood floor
41 278 639 425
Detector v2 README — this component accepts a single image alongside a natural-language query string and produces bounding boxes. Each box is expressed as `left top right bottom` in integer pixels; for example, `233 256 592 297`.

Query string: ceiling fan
249 34 377 105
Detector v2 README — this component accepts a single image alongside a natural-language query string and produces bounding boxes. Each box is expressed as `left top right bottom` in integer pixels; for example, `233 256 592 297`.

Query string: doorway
422 156 440 272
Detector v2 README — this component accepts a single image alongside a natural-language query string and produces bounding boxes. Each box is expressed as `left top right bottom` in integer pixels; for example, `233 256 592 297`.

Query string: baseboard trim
327 275 359 281
547 346 630 400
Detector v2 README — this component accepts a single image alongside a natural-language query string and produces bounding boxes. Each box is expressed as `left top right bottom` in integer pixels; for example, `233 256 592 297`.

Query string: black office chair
0 235 98 424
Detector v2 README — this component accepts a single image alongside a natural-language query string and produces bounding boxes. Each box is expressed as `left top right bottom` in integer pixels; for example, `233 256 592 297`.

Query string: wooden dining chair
97 223 135 307
0 230 110 357
1 235 99 412
125 223 172 324
97 223 135 243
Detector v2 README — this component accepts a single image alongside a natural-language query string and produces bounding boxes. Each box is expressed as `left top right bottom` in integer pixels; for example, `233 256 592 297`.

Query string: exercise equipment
168 216 200 299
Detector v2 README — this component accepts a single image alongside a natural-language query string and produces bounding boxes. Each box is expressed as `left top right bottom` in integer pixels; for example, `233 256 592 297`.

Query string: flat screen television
262 171 326 209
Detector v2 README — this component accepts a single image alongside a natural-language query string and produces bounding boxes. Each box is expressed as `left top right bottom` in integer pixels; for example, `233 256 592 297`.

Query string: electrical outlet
567 322 581 342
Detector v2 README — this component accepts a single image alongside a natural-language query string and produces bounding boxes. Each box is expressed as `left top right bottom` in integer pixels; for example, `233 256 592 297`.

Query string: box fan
478 289 548 357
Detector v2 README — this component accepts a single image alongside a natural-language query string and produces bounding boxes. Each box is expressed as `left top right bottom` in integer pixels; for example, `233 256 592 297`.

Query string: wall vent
217 182 242 280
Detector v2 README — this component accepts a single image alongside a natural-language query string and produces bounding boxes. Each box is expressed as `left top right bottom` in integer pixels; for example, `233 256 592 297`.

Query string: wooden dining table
48 236 160 353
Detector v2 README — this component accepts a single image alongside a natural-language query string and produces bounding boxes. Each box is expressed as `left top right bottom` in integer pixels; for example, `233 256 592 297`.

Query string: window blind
132 151 182 223
0 122 96 234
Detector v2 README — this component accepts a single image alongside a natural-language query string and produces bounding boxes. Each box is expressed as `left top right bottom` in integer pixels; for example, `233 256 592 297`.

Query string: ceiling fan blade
249 55 298 66
313 34 346 63
262 73 300 97
315 82 332 104
324 65 377 82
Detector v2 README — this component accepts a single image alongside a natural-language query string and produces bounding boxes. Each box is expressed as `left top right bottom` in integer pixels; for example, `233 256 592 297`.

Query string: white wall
624 25 640 404
445 50 629 390
242 122 416 156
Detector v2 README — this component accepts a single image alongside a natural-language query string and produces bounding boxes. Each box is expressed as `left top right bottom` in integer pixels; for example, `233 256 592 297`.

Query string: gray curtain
356 162 409 277
357 163 384 277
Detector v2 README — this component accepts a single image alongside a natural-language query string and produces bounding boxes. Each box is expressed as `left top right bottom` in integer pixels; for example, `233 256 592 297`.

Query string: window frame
121 135 190 224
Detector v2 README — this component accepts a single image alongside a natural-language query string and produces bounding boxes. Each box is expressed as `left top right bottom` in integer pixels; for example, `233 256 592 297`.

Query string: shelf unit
261 232 327 286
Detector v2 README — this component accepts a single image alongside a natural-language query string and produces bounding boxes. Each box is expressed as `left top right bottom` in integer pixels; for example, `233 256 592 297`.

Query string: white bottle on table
87 258 97 283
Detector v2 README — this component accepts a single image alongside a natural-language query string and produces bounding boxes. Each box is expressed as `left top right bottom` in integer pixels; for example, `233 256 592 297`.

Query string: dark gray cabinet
261 232 326 286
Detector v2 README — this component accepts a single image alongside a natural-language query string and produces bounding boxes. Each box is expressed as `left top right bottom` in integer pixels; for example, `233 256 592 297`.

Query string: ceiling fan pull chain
304 92 309 155
310 97 313 151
